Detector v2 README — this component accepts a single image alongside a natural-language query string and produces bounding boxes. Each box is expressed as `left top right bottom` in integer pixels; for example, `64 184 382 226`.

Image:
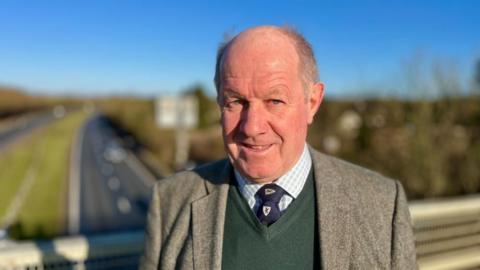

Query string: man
141 25 416 269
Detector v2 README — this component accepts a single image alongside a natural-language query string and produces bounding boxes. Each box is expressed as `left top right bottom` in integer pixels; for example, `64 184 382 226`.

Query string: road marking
117 197 131 214
108 177 120 191
68 118 88 235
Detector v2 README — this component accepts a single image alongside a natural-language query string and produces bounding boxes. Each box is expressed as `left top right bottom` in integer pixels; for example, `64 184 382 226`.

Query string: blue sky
0 0 479 98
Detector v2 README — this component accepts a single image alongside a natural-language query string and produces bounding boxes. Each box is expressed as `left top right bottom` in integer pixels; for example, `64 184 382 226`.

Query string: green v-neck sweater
221 170 319 270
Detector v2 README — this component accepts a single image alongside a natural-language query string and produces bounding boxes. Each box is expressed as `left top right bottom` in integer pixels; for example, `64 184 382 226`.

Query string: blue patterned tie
256 184 286 226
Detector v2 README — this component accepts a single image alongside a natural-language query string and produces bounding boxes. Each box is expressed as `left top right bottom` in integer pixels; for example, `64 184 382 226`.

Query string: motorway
0 112 57 152
71 115 154 235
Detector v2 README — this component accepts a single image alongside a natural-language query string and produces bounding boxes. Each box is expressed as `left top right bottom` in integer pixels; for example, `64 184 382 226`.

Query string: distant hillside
0 86 42 117
0 86 82 118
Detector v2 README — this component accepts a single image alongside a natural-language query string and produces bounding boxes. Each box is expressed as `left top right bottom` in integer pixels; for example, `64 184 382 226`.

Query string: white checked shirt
234 144 312 213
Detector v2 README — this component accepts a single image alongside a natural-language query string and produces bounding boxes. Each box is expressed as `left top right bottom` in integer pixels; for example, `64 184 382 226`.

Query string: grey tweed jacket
140 148 417 269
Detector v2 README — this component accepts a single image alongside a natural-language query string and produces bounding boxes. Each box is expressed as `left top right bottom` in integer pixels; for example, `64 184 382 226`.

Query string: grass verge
0 110 89 239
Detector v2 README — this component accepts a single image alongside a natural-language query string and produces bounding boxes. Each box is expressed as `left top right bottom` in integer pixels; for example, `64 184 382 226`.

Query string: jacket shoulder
310 148 415 267
310 148 397 197
154 158 230 204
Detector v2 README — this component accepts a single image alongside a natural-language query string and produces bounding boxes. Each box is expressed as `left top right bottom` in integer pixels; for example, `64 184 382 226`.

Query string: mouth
239 143 273 152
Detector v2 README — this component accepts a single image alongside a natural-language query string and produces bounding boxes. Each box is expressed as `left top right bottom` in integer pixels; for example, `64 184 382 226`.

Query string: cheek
222 112 240 138
274 110 308 140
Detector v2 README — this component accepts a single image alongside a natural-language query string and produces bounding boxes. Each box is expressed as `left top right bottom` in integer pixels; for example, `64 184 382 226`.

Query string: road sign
155 95 198 129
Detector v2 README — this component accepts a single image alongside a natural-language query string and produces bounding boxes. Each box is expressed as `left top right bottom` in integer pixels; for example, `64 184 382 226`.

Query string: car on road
103 141 127 163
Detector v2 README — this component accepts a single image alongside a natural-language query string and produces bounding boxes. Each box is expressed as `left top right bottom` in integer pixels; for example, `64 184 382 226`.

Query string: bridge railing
1 196 480 269
410 195 480 270
0 230 144 270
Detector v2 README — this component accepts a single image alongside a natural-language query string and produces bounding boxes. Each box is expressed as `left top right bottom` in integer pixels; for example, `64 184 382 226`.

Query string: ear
306 82 324 124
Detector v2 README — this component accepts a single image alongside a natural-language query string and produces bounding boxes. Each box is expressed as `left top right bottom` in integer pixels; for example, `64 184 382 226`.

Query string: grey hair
213 26 319 96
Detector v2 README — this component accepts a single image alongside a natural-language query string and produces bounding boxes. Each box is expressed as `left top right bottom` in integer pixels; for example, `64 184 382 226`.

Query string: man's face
218 29 323 183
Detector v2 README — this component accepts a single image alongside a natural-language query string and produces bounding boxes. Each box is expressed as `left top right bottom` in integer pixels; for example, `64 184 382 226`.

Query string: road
72 115 154 235
0 112 57 152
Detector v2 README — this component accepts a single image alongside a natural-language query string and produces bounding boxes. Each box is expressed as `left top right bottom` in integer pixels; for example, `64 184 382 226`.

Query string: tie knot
256 183 286 204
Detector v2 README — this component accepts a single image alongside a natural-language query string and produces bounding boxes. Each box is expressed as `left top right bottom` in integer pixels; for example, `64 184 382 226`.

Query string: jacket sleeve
391 180 418 269
139 183 161 270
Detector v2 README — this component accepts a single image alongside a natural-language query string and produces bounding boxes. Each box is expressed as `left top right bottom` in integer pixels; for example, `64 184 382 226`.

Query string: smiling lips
239 143 273 152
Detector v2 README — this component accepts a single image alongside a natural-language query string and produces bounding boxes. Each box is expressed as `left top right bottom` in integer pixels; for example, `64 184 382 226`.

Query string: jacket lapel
191 161 231 270
311 149 352 269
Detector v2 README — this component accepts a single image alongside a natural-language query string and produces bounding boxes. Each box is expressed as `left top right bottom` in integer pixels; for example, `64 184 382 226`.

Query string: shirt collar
234 144 312 206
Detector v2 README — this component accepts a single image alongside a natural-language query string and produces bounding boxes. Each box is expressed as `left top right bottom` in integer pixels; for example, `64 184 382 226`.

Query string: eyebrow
221 87 289 100
222 89 244 99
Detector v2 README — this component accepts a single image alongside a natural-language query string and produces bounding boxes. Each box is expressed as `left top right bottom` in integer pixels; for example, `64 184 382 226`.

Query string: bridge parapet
411 195 480 270
1 197 480 269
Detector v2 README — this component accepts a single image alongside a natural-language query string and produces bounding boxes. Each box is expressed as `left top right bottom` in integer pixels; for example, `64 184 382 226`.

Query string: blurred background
0 0 479 269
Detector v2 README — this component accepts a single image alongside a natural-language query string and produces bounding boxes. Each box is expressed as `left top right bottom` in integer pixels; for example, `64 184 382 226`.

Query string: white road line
117 197 131 214
68 119 88 235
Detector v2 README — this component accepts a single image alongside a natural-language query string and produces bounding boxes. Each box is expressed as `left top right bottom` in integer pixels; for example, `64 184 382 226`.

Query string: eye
224 98 244 109
268 99 284 105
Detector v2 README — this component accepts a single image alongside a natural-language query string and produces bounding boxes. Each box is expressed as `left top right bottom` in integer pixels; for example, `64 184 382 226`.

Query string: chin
227 150 283 182
237 163 281 183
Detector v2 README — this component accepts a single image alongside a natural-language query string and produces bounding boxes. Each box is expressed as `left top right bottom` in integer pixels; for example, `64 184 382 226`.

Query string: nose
239 103 267 137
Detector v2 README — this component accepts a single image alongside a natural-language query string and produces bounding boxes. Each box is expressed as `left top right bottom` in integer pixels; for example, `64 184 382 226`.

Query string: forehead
221 30 300 80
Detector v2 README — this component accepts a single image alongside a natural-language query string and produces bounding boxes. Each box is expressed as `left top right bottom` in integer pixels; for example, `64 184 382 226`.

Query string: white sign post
156 95 198 169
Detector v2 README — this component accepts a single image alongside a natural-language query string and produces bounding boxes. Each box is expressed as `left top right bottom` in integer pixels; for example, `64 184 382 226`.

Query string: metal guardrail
0 230 144 270
1 196 480 269
410 195 480 270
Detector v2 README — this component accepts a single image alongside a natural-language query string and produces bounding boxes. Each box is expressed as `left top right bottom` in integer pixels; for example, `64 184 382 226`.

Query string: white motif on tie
263 206 271 216
264 188 276 195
